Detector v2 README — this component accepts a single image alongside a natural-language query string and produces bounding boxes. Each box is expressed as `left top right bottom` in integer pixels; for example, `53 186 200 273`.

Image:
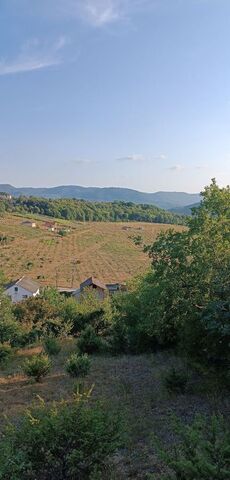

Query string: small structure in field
72 277 127 301
44 221 57 232
21 220 36 228
4 276 40 303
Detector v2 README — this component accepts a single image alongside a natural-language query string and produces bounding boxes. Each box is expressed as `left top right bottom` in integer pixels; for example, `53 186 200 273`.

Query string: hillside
0 214 184 287
0 184 200 210
1 196 185 225
170 202 200 215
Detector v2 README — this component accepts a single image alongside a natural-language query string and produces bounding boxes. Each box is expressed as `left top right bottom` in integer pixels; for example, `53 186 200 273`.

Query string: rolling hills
0 184 200 210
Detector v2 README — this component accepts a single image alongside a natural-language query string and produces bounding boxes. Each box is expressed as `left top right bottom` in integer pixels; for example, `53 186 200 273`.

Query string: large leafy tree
145 179 230 366
115 180 230 367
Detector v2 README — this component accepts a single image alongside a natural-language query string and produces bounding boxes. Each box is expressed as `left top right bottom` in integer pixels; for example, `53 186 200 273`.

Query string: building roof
5 276 40 294
44 221 56 227
80 277 107 291
21 220 36 225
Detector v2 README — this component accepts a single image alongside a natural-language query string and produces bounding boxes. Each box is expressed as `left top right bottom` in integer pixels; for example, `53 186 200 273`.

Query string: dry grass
0 214 184 288
0 341 228 479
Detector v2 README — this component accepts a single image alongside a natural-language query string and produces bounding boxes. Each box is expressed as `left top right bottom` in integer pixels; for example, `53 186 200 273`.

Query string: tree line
0 195 185 224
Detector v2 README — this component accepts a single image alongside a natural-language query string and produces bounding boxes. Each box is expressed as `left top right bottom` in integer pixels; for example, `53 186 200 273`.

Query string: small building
44 221 57 232
73 277 107 301
72 277 127 301
21 220 36 228
4 276 40 303
106 283 127 295
57 287 76 297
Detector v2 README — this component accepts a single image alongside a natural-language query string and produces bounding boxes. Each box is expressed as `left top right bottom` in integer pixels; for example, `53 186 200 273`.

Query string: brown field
0 214 184 287
0 341 228 479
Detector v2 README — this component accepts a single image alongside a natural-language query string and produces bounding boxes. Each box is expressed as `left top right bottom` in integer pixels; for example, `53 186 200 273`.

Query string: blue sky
0 0 230 193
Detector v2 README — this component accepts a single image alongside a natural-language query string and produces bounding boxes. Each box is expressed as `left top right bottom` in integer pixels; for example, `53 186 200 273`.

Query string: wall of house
5 285 39 303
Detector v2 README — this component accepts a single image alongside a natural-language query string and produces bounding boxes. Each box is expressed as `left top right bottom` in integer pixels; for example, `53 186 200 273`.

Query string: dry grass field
0 341 228 479
0 214 184 288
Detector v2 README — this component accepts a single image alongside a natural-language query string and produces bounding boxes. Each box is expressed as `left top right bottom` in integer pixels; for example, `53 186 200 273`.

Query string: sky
0 0 230 193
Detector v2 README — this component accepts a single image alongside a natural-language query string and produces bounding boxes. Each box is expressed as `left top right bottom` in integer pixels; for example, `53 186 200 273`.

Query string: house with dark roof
72 277 127 301
4 276 40 303
74 277 107 300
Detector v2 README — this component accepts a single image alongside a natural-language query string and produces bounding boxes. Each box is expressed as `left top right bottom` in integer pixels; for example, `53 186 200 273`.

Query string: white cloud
167 164 185 172
56 0 154 27
73 159 96 165
0 36 68 76
116 153 167 162
116 154 145 162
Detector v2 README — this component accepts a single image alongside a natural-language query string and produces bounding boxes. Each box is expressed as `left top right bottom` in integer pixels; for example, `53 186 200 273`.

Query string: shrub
23 354 51 382
163 367 188 394
0 318 21 345
66 353 91 378
153 414 230 480
0 397 122 480
43 337 61 356
0 344 12 364
78 325 105 354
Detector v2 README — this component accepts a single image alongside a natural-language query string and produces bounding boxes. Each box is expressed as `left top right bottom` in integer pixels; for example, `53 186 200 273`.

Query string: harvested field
0 214 184 287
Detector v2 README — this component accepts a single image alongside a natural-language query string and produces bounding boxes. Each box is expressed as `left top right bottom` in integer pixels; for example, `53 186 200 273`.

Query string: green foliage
0 397 122 480
23 354 51 382
66 353 91 378
43 337 61 356
153 414 230 480
112 181 230 371
77 325 106 354
0 344 12 364
163 367 188 394
5 195 185 224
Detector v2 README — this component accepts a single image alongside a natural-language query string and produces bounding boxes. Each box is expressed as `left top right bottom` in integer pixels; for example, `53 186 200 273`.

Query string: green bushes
66 353 91 378
78 325 106 354
23 354 51 382
43 337 61 356
0 344 12 364
0 397 122 480
163 367 188 394
153 414 230 480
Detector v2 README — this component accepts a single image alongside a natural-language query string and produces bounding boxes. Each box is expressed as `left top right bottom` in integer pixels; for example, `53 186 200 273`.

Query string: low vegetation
65 353 91 378
0 396 122 480
23 354 51 382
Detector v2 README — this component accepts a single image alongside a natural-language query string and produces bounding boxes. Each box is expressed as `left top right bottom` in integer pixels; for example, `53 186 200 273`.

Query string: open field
0 341 228 479
0 214 184 287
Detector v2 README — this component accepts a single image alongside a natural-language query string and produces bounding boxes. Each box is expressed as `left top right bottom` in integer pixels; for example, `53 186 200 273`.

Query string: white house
4 276 40 303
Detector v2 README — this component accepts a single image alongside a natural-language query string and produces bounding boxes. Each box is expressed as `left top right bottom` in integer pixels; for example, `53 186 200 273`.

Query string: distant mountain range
0 184 201 211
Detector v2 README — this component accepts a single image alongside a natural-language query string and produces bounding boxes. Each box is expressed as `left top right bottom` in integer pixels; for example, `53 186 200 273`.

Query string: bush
0 397 122 480
78 325 106 354
163 367 188 394
23 354 51 382
43 337 61 356
0 318 21 345
0 344 12 364
153 414 230 480
66 353 91 378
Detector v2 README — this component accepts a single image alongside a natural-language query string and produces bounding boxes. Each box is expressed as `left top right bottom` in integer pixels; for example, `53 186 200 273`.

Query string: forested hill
1 196 186 224
0 184 200 210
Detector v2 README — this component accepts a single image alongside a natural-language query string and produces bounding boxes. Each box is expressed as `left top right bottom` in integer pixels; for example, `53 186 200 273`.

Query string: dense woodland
0 195 185 224
0 180 229 479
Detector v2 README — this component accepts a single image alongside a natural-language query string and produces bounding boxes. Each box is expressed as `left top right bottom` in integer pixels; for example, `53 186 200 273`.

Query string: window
14 287 18 292
22 295 28 299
